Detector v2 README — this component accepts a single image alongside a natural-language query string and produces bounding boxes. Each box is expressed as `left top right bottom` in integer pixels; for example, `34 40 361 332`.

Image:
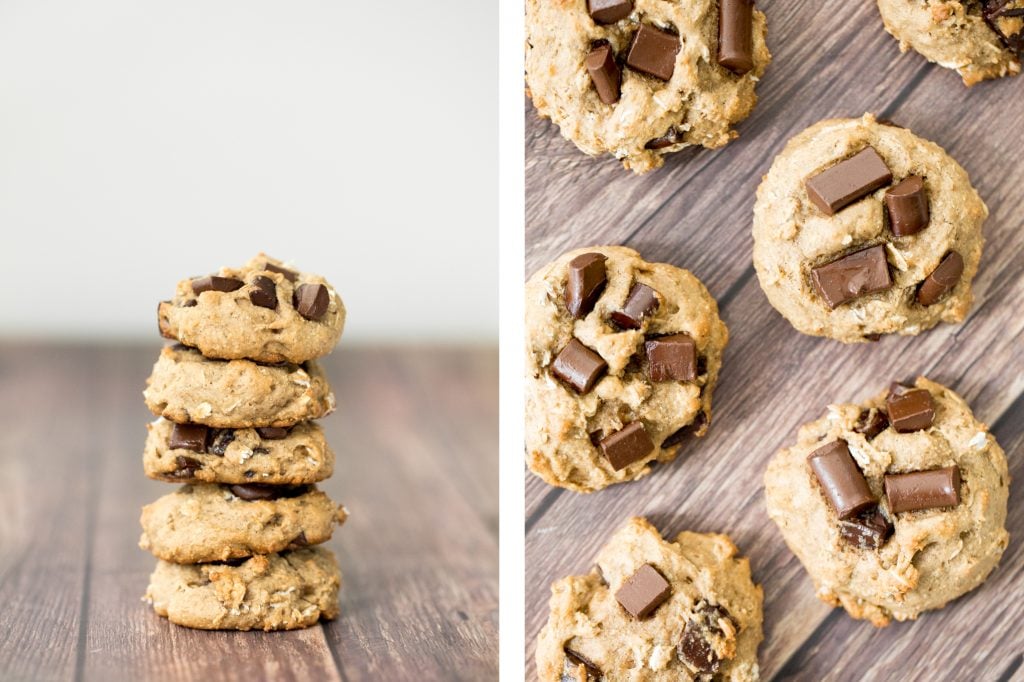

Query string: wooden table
525 3 1024 680
0 343 498 681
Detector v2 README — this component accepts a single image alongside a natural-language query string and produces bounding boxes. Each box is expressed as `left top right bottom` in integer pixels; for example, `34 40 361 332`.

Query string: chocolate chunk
586 43 621 105
917 251 963 306
587 0 632 24
663 412 707 447
678 603 731 673
985 1 1024 57
615 564 671 618
257 426 290 440
599 422 654 470
248 276 278 309
626 25 680 81
885 466 961 513
885 176 929 237
287 531 309 549
191 276 244 295
262 262 298 282
565 252 608 318
805 147 893 215
610 283 660 329
886 385 934 432
645 333 697 382
169 423 209 452
173 455 203 477
854 408 889 441
808 440 875 519
811 245 892 309
718 0 754 75
564 647 602 680
228 484 307 501
644 128 685 150
551 339 608 394
293 283 330 321
838 506 893 550
209 429 235 456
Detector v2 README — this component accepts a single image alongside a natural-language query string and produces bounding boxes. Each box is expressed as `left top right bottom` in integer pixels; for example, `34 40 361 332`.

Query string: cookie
526 246 728 492
752 114 987 343
158 253 345 364
876 0 1022 86
143 418 334 485
139 483 347 564
143 345 335 428
536 517 763 681
145 547 341 631
525 0 771 174
765 377 1009 626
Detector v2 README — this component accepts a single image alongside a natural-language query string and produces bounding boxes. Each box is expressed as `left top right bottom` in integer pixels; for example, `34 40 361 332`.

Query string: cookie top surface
525 246 728 493
536 517 763 681
752 114 987 343
526 0 771 173
876 0 1022 86
158 253 345 364
764 377 1009 626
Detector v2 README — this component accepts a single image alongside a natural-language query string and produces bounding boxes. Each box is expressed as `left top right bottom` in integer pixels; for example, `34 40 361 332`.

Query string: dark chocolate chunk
917 251 963 306
169 423 209 452
564 647 602 680
565 252 608 318
262 262 298 282
626 25 680 81
838 505 893 550
805 147 893 215
854 408 889 441
678 603 731 673
615 564 671 618
587 0 632 24
985 1 1024 58
886 385 934 432
249 275 278 309
644 128 685 150
645 333 697 382
885 176 929 237
718 0 754 75
811 245 892 309
808 440 875 519
662 412 707 447
228 484 307 501
551 339 608 394
209 429 235 456
610 283 659 329
885 466 961 513
191 276 244 295
173 455 203 477
257 426 291 440
287 531 309 549
293 283 330 321
599 422 654 470
586 43 621 105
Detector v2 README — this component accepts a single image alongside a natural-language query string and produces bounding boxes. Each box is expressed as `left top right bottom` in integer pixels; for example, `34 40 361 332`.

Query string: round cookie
536 517 763 681
753 114 987 343
143 345 335 428
764 377 1009 626
876 0 1022 86
526 246 728 493
526 0 771 174
158 253 345 364
145 547 341 631
143 418 334 485
139 483 347 564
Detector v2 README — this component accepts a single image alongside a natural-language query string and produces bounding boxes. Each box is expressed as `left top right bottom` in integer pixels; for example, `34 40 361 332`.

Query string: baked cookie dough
877 0 1022 86
526 0 771 173
765 377 1009 626
139 483 347 564
753 114 987 343
143 418 334 485
145 547 341 631
526 246 728 493
143 345 335 428
158 253 345 364
536 517 763 681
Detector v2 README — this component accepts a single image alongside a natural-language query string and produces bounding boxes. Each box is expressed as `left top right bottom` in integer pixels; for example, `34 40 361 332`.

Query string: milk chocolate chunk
262 262 298 282
587 0 632 24
805 147 893 215
293 283 330 321
256 426 290 440
551 339 607 394
854 408 889 441
566 252 608 318
917 251 964 306
191 276 244 295
626 25 681 81
718 0 754 75
886 385 934 432
808 440 875 519
564 647 602 680
599 422 654 470
885 466 961 513
811 245 892 309
249 275 278 310
615 564 671 618
586 44 621 105
645 333 697 382
610 283 659 329
838 506 893 550
885 176 930 236
169 423 209 452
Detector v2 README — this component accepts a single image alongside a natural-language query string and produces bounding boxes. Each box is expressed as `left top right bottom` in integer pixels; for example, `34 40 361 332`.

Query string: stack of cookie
140 254 348 631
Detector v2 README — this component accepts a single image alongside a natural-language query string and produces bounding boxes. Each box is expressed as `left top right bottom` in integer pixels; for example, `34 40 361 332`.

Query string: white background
0 0 496 343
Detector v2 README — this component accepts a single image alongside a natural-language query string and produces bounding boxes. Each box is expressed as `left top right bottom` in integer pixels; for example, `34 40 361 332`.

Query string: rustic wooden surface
525 2 1024 680
0 343 498 682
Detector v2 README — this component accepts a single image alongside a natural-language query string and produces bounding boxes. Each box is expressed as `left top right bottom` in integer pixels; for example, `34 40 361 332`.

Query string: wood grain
524 2 1024 680
0 343 497 682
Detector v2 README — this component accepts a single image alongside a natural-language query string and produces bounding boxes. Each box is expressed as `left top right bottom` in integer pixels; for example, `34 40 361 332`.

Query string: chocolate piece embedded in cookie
886 384 934 432
917 251 964 306
885 176 930 237
249 275 278 310
610 283 659 329
599 422 654 470
718 0 754 75
586 44 621 105
854 408 889 441
811 245 892 309
808 440 875 519
678 602 734 673
626 25 681 81
587 0 632 24
885 466 961 513
169 423 210 452
805 147 893 215
616 564 671 618
838 506 893 550
552 339 607 394
565 252 608 318
645 333 697 382
191 275 244 295
293 283 330 321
